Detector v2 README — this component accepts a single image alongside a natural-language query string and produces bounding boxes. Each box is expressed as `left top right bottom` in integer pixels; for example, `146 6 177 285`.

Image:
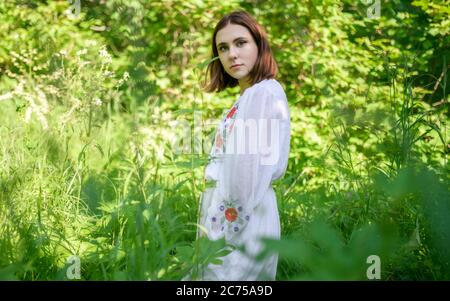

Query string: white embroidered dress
197 78 290 281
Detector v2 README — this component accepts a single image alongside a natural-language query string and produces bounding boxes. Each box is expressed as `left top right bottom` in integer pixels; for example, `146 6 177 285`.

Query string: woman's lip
231 64 242 69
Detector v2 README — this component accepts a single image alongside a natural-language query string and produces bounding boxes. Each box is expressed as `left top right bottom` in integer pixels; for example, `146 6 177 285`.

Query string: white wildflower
24 94 49 130
116 71 130 87
161 111 172 121
79 61 91 67
60 99 81 124
2 79 49 130
44 85 59 96
36 87 49 113
99 46 112 64
35 109 49 130
0 92 13 102
103 70 114 77
76 49 88 56
24 106 32 123
93 97 102 106
86 40 97 47
16 81 25 94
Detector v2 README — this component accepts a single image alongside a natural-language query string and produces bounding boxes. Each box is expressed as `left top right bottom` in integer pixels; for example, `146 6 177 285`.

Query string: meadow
0 0 448 280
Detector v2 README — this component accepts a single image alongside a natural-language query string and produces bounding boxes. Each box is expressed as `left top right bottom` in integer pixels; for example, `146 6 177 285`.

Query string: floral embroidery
209 198 250 237
226 106 237 119
225 207 238 222
207 101 249 241
214 102 239 153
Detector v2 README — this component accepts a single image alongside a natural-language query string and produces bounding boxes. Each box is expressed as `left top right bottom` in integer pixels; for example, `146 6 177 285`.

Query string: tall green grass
0 46 448 280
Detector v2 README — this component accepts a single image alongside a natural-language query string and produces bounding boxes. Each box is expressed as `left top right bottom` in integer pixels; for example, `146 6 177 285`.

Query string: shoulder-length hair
203 10 278 93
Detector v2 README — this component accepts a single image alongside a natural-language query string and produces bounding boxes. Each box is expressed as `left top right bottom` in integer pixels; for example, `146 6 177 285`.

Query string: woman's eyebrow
217 37 247 47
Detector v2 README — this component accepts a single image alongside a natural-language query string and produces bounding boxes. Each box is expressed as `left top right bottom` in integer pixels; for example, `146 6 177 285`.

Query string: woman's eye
219 46 227 52
237 41 246 47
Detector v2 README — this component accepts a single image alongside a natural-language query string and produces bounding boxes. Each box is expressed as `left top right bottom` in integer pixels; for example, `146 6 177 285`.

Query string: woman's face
216 23 258 84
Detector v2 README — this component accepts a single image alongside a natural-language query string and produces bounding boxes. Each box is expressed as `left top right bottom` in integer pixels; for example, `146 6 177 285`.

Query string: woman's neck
239 76 251 95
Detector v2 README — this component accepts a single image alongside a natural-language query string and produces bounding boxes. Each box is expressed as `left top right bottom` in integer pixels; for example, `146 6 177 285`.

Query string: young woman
193 10 290 281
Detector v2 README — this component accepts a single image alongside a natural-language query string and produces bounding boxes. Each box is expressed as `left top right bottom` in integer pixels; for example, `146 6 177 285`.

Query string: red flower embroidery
226 106 237 119
225 207 238 222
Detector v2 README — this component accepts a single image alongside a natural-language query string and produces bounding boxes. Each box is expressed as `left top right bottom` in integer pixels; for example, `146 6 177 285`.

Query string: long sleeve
204 84 290 243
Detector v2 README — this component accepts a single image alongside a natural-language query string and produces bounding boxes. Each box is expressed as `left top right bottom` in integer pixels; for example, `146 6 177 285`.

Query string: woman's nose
228 46 238 59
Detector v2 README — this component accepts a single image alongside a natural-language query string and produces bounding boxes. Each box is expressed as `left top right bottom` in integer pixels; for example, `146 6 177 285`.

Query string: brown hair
203 10 278 93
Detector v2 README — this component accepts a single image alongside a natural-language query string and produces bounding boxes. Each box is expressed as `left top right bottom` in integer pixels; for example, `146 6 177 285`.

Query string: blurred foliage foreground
0 0 449 280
